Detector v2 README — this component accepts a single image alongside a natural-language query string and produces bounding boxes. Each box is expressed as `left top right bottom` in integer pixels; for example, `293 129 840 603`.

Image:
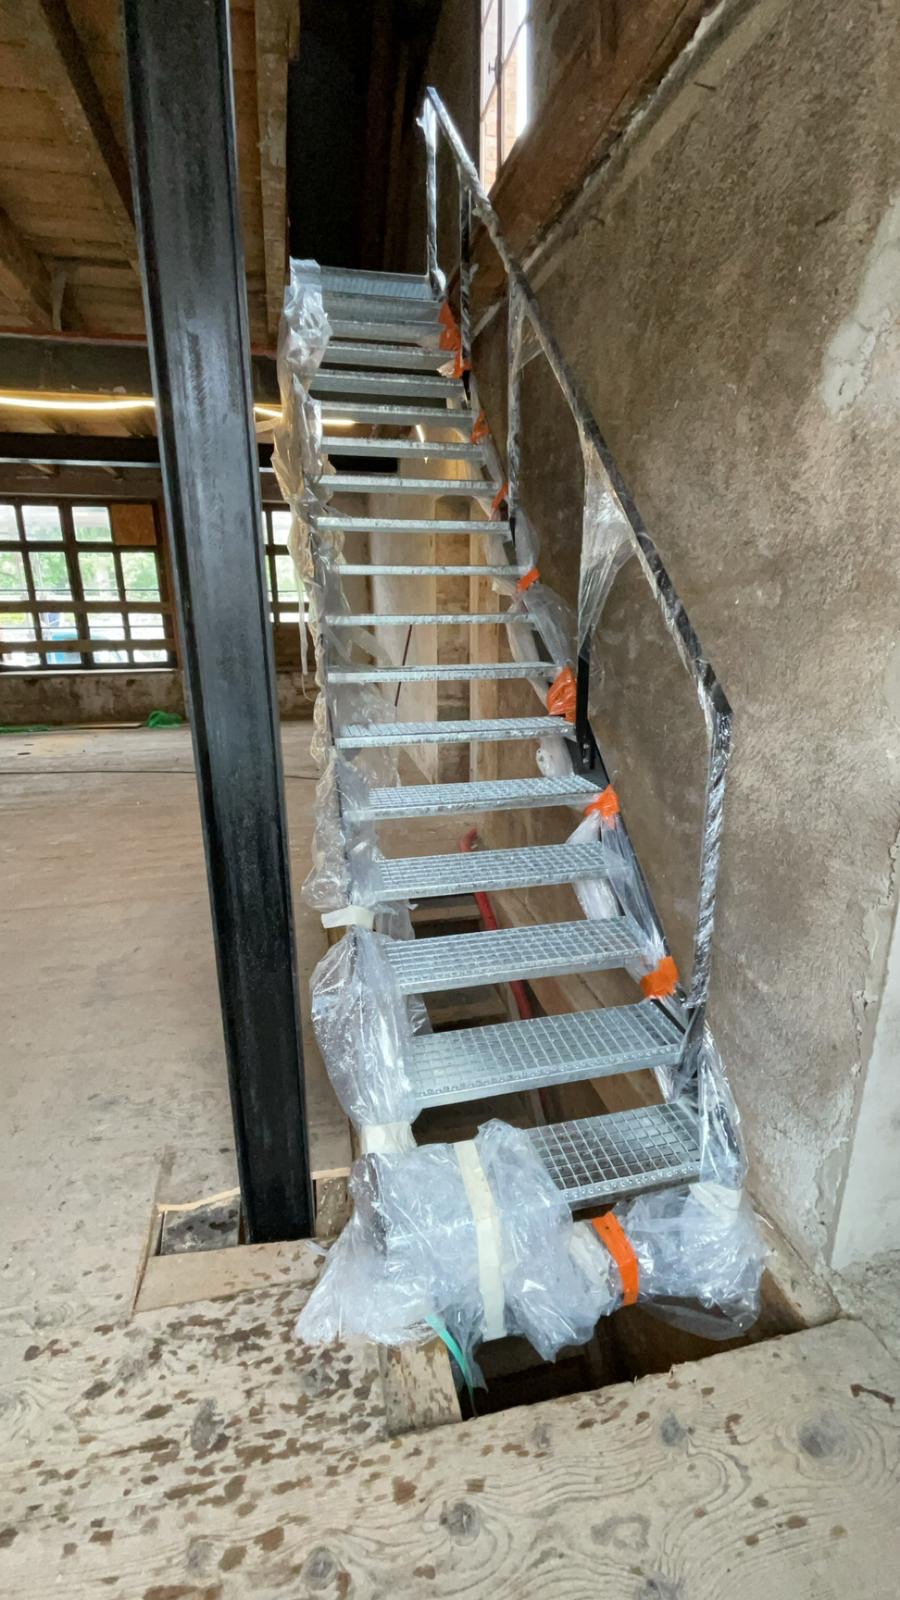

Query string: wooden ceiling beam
1 0 138 270
0 206 54 329
254 0 297 341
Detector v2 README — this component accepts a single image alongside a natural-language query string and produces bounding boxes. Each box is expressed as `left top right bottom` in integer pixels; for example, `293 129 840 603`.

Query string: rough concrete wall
472 0 900 1269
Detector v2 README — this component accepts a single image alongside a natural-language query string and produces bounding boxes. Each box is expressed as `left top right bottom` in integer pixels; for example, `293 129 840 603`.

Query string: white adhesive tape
321 904 376 931
455 1141 506 1341
360 1122 416 1156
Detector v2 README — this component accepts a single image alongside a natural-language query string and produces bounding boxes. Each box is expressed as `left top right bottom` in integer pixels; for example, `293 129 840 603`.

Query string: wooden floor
2 726 900 1597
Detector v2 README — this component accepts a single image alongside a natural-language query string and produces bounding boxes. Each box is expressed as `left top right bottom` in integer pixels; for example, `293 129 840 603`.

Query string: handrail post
458 182 473 368
506 280 524 528
422 99 445 296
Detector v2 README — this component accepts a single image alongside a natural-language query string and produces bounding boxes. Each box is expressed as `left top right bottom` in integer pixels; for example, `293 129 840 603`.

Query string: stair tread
322 437 484 459
386 916 642 993
327 662 554 684
347 774 601 821
528 1102 701 1208
310 371 461 398
365 841 609 902
327 319 440 344
314 515 508 534
324 611 528 626
335 717 573 747
318 266 434 299
319 402 468 428
335 565 526 576
321 342 448 371
326 473 498 496
409 1003 684 1106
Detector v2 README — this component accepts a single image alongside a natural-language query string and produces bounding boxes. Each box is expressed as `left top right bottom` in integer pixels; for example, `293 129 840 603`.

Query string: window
262 506 305 628
0 499 176 670
480 0 531 191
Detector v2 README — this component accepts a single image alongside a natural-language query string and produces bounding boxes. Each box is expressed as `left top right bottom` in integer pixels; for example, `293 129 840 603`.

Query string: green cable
425 1313 477 1413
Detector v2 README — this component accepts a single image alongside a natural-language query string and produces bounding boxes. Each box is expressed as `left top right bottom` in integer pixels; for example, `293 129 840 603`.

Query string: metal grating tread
322 297 440 325
321 342 448 371
335 716 574 748
326 473 499 497
313 515 509 536
327 319 440 344
319 402 468 428
528 1102 701 1208
346 774 601 821
335 564 527 577
322 437 485 460
310 372 462 399
409 1003 685 1106
385 916 643 994
366 841 608 901
324 611 529 627
327 661 555 684
318 267 434 300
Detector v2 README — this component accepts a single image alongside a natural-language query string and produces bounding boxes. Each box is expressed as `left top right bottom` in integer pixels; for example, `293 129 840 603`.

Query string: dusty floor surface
2 726 900 1598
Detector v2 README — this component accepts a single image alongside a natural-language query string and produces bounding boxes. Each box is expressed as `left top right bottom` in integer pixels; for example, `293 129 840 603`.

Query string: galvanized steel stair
309 263 701 1212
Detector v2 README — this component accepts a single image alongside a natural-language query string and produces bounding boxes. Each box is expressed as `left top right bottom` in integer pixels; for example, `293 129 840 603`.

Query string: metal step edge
319 402 468 428
321 343 447 371
409 1003 685 1108
327 320 441 344
321 437 484 460
365 840 610 901
334 564 525 577
326 662 554 684
313 516 509 535
317 267 434 299
310 372 461 399
334 716 574 748
323 612 530 627
345 774 600 822
325 474 499 496
527 1101 701 1209
322 299 441 328
385 916 643 994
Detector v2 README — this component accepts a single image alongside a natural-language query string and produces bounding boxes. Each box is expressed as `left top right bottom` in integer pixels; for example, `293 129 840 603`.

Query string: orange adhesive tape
591 1213 639 1306
639 954 680 999
470 410 489 444
516 566 540 592
490 480 509 518
547 664 577 722
583 784 620 822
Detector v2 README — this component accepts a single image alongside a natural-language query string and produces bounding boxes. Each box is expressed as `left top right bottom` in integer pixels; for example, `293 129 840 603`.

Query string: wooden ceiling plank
254 0 294 342
0 0 137 269
0 204 53 327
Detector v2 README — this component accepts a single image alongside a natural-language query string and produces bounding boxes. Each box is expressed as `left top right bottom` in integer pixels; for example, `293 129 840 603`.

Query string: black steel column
121 0 313 1240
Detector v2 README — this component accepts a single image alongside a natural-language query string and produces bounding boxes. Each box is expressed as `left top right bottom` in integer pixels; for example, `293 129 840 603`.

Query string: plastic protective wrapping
577 443 636 657
296 1117 766 1375
309 927 420 1151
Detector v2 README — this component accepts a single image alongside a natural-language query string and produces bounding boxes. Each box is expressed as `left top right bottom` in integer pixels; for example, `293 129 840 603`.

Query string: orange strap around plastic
640 954 679 999
470 409 490 444
592 1213 639 1307
490 480 509 518
516 565 539 592
546 664 576 722
583 784 619 822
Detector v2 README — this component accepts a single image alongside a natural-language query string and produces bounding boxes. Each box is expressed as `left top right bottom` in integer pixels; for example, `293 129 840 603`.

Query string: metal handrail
421 88 732 1029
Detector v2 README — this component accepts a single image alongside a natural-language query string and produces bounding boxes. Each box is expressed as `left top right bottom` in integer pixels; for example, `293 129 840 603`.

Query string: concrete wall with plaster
471 0 900 1269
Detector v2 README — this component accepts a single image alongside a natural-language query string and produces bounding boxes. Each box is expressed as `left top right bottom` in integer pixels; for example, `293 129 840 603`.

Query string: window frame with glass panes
0 499 175 670
480 0 531 193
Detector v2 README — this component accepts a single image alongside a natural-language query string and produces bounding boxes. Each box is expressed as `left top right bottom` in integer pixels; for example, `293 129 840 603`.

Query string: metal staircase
296 92 734 1219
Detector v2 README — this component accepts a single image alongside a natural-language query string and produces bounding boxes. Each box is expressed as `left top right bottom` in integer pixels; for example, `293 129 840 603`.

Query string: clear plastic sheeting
296 1120 614 1375
303 753 385 913
273 260 333 679
310 928 421 1140
296 1116 766 1374
577 443 636 659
